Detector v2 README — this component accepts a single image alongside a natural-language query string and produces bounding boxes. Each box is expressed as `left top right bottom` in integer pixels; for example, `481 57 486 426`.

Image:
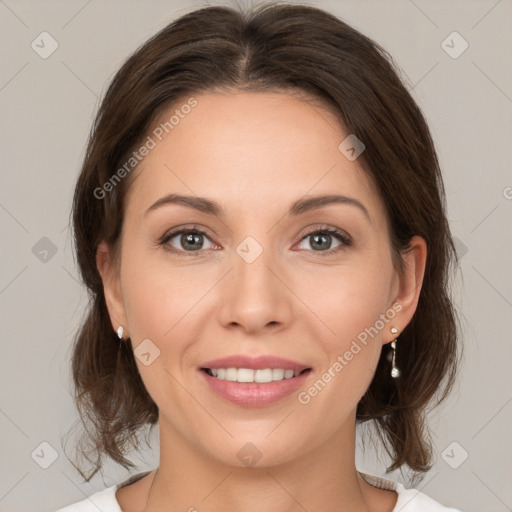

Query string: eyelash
158 224 352 257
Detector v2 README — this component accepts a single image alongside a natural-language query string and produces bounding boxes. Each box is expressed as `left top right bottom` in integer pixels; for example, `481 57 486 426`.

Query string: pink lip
198 368 312 408
200 354 310 372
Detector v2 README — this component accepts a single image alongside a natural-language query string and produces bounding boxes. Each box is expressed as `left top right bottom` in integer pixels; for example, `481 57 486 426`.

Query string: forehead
125 91 385 224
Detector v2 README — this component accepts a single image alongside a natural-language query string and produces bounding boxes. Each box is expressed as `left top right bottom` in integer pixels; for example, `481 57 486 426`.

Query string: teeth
272 368 284 381
225 368 238 381
206 367 305 383
284 369 295 379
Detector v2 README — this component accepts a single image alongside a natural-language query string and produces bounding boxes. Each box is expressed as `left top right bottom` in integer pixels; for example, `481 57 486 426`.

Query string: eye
158 225 352 256
295 227 351 253
159 226 217 253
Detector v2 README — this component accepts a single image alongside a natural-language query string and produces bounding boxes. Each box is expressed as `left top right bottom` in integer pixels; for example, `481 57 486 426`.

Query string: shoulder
359 471 464 512
54 484 120 512
54 471 152 512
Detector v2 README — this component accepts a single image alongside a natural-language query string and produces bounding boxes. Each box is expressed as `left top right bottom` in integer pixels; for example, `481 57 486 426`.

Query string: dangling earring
117 326 124 340
390 327 400 378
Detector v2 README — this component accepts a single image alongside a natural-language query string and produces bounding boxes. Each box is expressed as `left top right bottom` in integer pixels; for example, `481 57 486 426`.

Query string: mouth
200 367 311 383
197 355 313 407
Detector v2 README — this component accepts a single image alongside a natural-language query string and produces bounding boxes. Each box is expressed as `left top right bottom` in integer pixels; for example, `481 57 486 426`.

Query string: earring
390 327 400 378
117 326 124 340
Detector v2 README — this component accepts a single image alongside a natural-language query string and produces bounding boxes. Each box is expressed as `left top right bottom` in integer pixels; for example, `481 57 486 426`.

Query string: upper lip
200 355 311 372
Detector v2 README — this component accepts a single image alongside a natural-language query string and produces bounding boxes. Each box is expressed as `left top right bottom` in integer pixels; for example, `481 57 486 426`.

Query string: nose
218 244 293 334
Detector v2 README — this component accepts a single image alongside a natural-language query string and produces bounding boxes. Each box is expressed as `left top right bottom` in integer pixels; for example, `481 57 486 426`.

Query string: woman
56 2 463 511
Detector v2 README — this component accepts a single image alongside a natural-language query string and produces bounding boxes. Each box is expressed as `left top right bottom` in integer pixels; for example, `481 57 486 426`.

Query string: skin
96 90 427 512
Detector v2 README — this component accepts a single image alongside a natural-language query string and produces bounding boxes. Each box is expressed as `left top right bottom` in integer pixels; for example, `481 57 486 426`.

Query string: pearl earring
390 327 400 378
117 326 124 340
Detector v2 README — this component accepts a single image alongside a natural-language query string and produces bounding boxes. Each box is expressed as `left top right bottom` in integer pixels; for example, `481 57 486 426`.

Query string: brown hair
64 1 462 485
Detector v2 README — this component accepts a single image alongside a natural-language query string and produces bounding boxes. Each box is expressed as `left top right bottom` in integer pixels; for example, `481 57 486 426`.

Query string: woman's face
98 90 425 468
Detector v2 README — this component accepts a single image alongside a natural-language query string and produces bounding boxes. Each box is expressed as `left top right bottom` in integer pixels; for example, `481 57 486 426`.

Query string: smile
202 367 310 383
199 367 312 407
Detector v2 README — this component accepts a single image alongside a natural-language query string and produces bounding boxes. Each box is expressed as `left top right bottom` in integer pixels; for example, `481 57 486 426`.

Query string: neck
141 416 378 512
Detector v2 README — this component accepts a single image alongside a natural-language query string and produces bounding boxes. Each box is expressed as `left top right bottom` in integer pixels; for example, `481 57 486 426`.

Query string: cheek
119 244 216 392
118 249 204 407
294 294 388 433
120 243 204 339
308 263 393 346
301 262 393 398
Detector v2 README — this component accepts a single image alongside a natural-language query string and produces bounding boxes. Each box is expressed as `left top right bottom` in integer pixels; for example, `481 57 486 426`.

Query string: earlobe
96 241 128 336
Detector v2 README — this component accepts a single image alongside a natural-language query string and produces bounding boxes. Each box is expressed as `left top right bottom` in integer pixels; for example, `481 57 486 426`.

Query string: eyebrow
144 193 371 222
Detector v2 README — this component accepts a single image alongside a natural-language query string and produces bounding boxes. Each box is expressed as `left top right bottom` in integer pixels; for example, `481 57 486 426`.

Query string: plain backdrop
0 1 511 511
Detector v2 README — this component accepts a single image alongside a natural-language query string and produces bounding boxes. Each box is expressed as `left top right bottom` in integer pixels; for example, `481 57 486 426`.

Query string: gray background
1 0 511 511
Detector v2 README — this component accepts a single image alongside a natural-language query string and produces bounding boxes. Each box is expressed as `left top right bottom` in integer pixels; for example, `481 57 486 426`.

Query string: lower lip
199 369 312 407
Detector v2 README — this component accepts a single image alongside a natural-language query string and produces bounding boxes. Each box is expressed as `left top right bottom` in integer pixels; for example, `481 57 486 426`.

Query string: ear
96 240 128 337
384 235 427 344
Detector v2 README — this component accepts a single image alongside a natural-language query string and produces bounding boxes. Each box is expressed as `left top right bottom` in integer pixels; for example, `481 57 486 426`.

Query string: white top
55 470 463 512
